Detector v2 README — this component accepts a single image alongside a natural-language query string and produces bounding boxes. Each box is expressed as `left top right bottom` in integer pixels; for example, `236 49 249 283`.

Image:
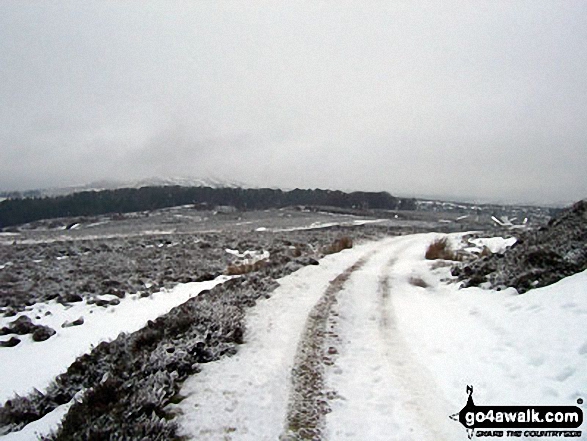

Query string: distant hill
0 177 247 199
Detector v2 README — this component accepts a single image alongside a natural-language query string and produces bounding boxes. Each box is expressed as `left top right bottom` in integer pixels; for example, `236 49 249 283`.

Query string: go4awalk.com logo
450 386 584 439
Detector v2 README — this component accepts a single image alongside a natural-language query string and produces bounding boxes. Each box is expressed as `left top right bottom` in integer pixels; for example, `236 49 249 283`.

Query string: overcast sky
1 1 586 205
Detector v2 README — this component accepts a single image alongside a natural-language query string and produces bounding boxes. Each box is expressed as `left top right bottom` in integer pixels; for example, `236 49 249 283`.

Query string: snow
254 218 388 232
0 402 73 441
0 275 233 404
173 233 587 440
3 232 586 440
468 236 517 253
225 248 270 263
372 235 586 439
174 239 394 440
323 234 462 440
398 267 587 408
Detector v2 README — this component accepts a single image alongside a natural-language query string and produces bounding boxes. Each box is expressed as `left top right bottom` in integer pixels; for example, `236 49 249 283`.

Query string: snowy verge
386 234 587 439
0 402 73 441
0 275 232 403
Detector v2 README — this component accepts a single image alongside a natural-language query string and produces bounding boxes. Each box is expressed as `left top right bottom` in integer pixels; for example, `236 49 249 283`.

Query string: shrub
130 327 163 353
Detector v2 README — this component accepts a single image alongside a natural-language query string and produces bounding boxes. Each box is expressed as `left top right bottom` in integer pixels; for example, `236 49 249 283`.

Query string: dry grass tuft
409 276 428 288
225 259 267 275
479 246 493 258
425 237 462 261
322 236 353 255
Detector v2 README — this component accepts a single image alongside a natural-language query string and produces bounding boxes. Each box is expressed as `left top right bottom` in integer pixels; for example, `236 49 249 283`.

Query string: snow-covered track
175 239 390 440
322 235 458 440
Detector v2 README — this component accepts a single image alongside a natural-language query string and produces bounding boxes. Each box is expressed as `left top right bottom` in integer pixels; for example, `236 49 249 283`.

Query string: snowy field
1 230 585 439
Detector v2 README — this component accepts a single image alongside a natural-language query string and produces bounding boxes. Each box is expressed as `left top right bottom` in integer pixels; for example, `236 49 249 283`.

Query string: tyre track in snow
377 257 454 440
175 235 456 440
378 256 397 333
323 235 459 440
175 239 389 441
281 252 374 440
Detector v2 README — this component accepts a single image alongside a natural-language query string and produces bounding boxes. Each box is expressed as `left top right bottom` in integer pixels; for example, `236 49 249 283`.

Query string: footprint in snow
554 366 576 382
560 302 578 309
526 304 543 312
528 355 545 367
542 387 560 398
506 303 522 312
577 341 587 356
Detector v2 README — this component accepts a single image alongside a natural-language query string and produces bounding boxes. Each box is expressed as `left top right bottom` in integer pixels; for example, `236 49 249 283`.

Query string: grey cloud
0 1 586 204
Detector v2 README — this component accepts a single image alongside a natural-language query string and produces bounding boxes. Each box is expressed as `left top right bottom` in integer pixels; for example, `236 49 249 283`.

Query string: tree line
0 186 416 228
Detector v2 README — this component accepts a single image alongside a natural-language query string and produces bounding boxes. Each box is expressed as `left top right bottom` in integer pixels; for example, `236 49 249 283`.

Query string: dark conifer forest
0 186 416 228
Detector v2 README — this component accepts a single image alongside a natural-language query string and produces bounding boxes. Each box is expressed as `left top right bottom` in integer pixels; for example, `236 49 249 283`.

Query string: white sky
1 1 586 205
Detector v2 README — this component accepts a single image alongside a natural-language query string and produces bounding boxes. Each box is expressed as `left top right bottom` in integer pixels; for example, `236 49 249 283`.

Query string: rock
110 289 126 299
65 293 83 303
0 326 12 336
0 336 21 347
46 293 59 301
103 279 122 288
9 316 37 335
229 326 244 344
3 308 17 317
62 317 85 328
32 325 56 342
191 342 213 363
195 273 215 282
